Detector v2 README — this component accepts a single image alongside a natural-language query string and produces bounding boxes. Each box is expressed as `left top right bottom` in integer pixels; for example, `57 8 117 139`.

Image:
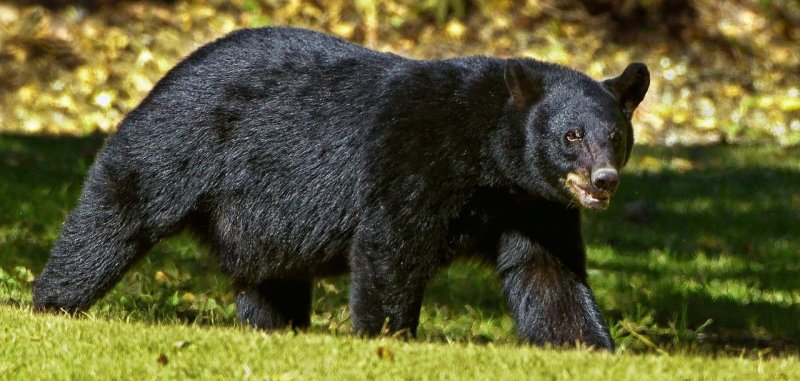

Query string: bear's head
492 60 649 209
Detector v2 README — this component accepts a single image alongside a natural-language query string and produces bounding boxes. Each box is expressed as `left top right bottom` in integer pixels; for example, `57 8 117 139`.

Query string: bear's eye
609 130 622 142
565 130 583 142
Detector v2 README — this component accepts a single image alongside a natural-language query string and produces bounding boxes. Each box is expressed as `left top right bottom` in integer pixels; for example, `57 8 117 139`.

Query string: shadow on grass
0 133 104 270
583 145 800 353
1 134 798 353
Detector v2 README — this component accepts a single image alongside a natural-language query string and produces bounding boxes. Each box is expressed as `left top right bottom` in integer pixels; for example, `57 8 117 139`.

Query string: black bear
33 27 649 350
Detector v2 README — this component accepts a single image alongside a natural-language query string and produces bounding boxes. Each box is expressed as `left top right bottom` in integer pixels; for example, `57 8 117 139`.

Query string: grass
2 306 799 380
1 133 799 377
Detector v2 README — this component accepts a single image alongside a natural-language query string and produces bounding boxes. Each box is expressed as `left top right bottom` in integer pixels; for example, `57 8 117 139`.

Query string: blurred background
1 0 798 145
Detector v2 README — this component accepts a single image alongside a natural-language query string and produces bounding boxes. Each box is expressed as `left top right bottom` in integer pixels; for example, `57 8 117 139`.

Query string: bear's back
96 28 415 279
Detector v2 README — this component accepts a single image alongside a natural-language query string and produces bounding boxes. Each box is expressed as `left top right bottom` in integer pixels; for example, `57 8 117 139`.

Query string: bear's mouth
564 173 612 210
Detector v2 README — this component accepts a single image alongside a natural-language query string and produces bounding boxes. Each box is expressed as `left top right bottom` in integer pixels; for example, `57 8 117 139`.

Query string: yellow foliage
93 90 115 109
182 292 196 303
0 0 797 145
154 271 168 283
445 20 466 40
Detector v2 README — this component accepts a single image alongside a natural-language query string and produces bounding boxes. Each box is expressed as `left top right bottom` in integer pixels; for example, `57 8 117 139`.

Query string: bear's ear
604 63 650 118
504 60 544 110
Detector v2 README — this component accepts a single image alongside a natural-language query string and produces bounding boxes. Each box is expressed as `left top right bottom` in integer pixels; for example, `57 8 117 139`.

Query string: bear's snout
590 167 619 193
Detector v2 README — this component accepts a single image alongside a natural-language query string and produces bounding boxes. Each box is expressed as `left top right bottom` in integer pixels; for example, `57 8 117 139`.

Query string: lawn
1 134 799 378
2 306 798 380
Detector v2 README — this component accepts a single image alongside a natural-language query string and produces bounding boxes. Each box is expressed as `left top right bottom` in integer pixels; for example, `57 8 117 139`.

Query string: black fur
32 27 649 350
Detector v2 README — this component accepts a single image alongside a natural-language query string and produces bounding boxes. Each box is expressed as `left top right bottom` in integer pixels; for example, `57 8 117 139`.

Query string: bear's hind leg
33 178 154 312
236 279 313 330
33 158 194 313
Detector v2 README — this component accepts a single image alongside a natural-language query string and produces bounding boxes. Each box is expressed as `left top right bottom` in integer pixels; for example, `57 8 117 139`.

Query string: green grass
1 134 799 377
2 306 799 380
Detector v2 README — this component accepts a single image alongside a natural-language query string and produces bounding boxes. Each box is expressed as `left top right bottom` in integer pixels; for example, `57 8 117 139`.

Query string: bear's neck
429 57 511 188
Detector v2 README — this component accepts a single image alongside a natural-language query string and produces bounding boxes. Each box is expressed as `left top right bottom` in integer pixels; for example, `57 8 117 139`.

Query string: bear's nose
591 167 619 192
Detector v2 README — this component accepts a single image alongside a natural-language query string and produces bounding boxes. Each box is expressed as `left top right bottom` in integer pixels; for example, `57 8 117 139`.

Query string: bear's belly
208 181 359 283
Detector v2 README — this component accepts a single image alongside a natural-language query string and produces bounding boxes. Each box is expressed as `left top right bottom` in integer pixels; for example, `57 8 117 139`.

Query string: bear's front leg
348 233 436 338
497 211 614 350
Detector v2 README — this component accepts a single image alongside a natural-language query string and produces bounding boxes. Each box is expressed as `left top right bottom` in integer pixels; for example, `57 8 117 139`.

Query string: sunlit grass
3 306 798 380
